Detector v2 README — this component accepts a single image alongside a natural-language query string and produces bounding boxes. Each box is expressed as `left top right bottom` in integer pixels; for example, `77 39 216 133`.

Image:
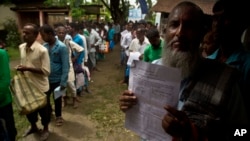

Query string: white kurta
64 40 84 82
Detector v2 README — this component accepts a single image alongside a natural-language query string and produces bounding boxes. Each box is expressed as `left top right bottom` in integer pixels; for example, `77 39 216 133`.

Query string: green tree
99 0 130 24
98 0 154 24
44 0 85 21
1 18 21 48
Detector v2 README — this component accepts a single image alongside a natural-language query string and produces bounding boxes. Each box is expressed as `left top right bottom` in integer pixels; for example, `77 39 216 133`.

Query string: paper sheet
54 86 66 100
125 60 181 141
127 52 141 66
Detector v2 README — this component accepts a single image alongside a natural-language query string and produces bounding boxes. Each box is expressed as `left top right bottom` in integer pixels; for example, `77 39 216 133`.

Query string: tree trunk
144 0 153 20
100 0 128 24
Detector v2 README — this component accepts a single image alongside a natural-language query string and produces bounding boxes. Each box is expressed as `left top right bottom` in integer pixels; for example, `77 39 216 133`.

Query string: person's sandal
55 117 64 126
40 130 49 141
22 127 39 137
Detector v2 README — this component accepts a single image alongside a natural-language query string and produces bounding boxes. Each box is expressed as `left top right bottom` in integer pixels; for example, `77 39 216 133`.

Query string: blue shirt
44 39 69 87
73 34 84 65
108 28 115 41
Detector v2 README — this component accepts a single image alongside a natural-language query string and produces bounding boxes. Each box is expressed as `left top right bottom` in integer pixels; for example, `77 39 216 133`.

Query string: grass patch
6 47 20 61
12 103 30 140
86 81 139 141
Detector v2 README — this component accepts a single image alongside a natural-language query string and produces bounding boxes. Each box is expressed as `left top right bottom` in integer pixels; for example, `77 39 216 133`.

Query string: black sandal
22 127 39 137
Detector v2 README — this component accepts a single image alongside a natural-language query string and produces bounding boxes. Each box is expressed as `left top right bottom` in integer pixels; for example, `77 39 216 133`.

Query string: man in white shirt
128 28 150 59
120 22 134 66
120 24 128 45
86 23 102 72
123 28 150 85
79 33 88 66
56 25 83 108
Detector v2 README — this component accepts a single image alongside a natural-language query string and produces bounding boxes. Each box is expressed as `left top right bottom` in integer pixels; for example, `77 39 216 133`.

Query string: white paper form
54 86 66 100
127 52 141 66
125 60 181 141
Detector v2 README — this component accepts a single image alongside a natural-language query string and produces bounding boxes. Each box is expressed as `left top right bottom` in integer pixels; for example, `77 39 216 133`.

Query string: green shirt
0 49 12 107
143 39 163 62
84 30 89 37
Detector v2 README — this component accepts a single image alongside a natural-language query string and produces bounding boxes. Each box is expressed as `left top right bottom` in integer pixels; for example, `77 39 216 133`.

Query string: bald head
168 1 204 29
56 26 67 42
163 1 205 78
165 1 205 52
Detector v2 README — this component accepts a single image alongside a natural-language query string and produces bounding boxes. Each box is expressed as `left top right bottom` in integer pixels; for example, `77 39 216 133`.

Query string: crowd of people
0 20 121 141
1 0 250 141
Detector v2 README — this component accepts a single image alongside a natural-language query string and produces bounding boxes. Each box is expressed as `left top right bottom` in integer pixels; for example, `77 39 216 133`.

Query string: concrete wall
0 4 16 30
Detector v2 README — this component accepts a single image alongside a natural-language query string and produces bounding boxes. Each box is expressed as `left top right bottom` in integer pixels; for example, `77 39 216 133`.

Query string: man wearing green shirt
0 49 17 141
143 29 163 62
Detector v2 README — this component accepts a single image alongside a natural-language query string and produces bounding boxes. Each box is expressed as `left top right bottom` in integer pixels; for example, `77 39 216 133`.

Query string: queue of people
0 20 115 141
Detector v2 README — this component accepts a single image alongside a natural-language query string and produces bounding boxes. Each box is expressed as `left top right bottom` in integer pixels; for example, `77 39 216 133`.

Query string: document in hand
127 52 141 66
54 86 66 100
125 60 181 141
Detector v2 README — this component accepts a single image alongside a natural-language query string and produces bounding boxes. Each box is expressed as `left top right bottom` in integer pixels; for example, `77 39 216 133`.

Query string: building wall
0 5 17 30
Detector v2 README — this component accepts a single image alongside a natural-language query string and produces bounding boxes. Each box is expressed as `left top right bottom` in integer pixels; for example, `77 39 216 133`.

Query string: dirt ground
12 44 138 141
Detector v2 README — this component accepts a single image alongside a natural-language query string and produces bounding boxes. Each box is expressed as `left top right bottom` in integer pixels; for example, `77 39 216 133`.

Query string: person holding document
119 1 248 141
40 24 69 127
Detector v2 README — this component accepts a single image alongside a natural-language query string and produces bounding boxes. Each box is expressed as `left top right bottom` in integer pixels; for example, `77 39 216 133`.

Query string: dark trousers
114 33 120 44
26 91 50 126
46 82 62 117
0 103 17 141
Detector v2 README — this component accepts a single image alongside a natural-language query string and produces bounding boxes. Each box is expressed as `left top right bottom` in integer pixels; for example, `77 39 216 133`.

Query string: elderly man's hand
119 90 137 112
16 65 28 72
162 105 192 138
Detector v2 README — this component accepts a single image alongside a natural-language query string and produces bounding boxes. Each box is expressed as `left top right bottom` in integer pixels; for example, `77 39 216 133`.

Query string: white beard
162 43 199 79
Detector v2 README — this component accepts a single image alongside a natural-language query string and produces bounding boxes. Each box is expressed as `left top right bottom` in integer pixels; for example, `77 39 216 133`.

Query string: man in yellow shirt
17 23 50 141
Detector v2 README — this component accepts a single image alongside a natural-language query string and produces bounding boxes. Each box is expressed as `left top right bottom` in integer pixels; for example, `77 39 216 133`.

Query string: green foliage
1 18 21 48
44 0 68 6
71 7 85 21
13 103 30 140
7 47 20 61
101 11 112 22
44 0 85 21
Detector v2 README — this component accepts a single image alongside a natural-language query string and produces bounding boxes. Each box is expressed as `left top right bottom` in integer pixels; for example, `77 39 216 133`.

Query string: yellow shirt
19 41 50 92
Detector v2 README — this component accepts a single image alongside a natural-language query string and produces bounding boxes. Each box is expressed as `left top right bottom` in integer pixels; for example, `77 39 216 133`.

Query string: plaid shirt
181 59 248 140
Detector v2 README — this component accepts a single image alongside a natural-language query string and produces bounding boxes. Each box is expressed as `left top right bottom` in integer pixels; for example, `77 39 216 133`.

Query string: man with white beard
119 1 248 141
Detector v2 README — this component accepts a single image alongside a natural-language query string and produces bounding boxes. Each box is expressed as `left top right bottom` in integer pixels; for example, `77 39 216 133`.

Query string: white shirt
129 37 150 54
104 25 109 31
88 29 102 52
120 31 133 50
121 31 133 56
65 34 72 40
79 34 88 62
120 29 128 45
64 39 84 82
